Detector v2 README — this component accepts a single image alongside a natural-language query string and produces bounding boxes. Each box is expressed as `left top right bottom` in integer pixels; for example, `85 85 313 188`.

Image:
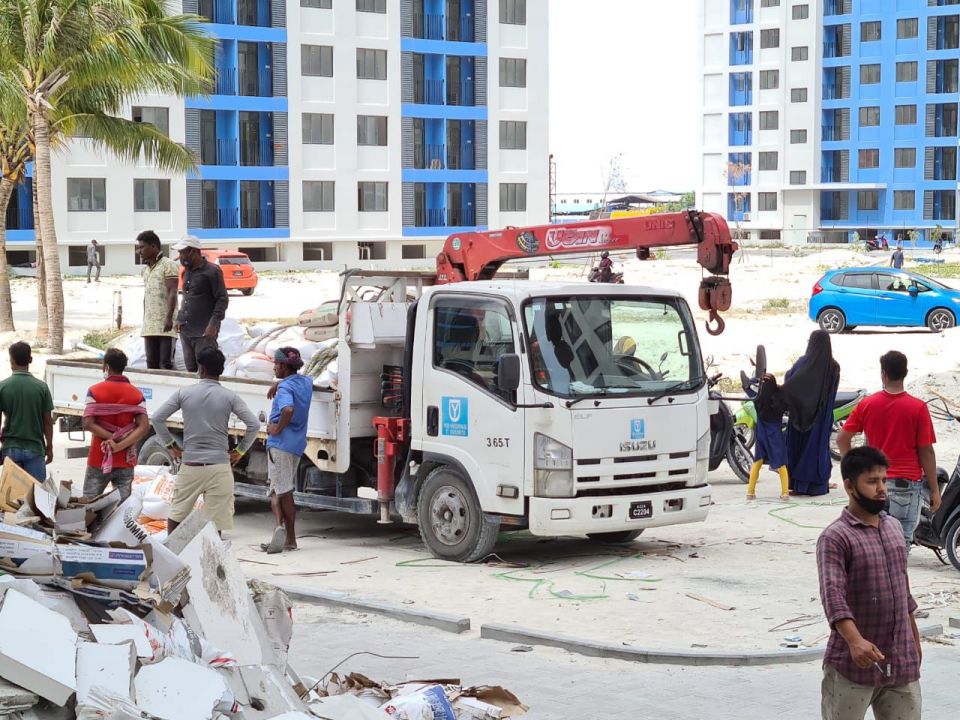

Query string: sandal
264 527 287 554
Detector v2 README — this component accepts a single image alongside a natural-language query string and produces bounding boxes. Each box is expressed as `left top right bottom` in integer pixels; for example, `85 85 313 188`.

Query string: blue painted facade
5 172 34 245
187 0 289 239
401 0 487 237
818 0 959 244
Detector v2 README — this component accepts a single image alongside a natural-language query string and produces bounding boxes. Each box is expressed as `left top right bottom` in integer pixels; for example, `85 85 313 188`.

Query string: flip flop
283 545 299 552
265 527 287 555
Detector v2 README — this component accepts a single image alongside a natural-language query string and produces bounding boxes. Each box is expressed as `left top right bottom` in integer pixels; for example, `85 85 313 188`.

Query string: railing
447 144 475 170
414 207 476 227
823 41 839 58
823 81 838 100
199 0 235 24
447 81 475 106
414 79 445 105
240 139 274 166
412 13 444 40
239 69 260 97
5 202 33 230
236 0 271 27
202 207 239 229
215 68 236 96
447 15 475 42
822 125 839 142
415 144 445 169
448 207 475 227
241 206 275 228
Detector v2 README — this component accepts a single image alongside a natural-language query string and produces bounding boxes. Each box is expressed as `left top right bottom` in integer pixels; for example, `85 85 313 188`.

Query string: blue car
809 267 960 333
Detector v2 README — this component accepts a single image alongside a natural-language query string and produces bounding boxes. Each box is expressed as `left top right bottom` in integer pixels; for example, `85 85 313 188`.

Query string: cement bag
305 325 337 342
381 686 455 720
316 359 339 389
166 617 238 669
299 301 339 328
230 352 275 380
249 580 293 672
248 323 282 339
217 317 247 360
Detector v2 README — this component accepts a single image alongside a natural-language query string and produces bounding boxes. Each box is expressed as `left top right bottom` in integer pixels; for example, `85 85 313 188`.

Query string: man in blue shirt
890 243 905 270
262 347 313 553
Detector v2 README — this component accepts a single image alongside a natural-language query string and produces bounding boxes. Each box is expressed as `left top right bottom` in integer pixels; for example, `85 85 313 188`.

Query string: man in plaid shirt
817 446 922 719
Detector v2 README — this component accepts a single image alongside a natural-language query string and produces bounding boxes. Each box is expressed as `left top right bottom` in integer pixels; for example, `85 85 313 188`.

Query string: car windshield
522 295 703 398
218 256 251 265
909 272 951 290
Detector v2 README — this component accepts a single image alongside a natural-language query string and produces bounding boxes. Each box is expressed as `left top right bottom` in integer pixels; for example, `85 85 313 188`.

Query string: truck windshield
522 296 703 398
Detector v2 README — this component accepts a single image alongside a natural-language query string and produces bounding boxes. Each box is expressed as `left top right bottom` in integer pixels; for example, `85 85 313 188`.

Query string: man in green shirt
0 342 54 480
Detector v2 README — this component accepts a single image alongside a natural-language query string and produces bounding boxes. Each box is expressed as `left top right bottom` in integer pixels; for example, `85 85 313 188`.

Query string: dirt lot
10 246 960 652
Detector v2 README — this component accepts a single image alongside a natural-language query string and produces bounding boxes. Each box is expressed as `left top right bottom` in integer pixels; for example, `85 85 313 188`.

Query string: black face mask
854 490 889 516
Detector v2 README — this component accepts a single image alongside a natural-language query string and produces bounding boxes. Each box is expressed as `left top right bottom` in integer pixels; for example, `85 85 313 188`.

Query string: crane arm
435 210 738 335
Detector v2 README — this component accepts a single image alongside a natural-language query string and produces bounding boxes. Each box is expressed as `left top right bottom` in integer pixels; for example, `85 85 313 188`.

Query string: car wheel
817 308 846 334
926 308 955 332
241 288 254 296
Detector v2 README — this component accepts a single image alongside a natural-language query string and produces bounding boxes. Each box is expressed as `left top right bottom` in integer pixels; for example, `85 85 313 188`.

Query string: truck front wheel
138 435 176 467
416 467 500 563
587 530 644 544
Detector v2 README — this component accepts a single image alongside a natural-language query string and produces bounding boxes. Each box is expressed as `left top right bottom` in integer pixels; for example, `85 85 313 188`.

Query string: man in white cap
173 236 228 373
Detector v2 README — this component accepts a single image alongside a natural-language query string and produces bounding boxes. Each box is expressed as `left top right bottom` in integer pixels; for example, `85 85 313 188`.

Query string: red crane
433 210 738 336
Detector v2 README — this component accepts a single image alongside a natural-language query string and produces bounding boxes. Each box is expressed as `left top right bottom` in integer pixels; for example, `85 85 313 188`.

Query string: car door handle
426 406 439 437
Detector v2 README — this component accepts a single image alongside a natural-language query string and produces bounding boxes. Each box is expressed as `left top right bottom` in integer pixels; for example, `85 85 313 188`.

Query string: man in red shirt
82 349 150 500
837 351 940 551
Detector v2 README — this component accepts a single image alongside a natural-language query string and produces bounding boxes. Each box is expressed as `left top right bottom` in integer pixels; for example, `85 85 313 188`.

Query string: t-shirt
842 391 935 481
85 376 147 469
267 374 313 457
141 256 180 338
0 372 54 455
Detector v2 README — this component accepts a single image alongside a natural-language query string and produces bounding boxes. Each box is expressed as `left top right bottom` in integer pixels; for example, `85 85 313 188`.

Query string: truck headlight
534 433 574 498
695 429 710 483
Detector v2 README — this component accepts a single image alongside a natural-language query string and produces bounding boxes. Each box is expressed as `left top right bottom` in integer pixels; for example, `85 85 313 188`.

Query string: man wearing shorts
262 347 313 553
151 347 259 535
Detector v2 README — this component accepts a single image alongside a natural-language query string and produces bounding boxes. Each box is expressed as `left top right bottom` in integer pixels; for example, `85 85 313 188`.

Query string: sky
548 0 699 194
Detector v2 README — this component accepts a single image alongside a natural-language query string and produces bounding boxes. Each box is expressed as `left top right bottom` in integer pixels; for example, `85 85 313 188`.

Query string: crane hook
705 309 725 336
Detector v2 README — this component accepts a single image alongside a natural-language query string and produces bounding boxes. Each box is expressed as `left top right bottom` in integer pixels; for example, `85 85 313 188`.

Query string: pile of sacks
0 460 527 719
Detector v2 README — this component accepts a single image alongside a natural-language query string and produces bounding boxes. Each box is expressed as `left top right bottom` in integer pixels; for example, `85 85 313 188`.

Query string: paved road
288 604 960 720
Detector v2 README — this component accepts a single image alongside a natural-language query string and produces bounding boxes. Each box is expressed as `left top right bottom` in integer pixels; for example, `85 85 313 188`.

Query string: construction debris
0 462 527 718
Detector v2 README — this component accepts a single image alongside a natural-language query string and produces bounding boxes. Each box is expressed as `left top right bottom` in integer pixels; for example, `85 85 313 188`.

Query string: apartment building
698 0 959 245
5 0 548 275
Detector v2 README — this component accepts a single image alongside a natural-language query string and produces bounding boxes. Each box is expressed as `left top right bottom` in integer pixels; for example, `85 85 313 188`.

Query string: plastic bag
380 686 455 720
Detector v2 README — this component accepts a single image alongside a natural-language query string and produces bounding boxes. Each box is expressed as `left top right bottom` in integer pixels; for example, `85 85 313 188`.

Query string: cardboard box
0 589 78 706
0 538 54 575
0 458 39 512
53 544 148 589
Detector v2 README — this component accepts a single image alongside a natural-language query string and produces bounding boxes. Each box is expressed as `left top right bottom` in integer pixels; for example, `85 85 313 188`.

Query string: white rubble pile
0 461 526 719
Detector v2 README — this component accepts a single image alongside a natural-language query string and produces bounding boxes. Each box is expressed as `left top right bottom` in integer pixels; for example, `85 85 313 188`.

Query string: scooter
588 266 624 284
913 398 960 571
705 359 754 483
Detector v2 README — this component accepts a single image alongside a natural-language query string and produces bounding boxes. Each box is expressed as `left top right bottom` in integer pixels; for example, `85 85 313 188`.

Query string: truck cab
403 281 713 561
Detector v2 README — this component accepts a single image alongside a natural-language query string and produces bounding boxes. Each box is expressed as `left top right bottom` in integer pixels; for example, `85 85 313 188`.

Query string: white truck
47 212 738 561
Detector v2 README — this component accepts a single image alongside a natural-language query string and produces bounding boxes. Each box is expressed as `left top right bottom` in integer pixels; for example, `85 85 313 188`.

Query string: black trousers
144 336 175 370
180 335 217 373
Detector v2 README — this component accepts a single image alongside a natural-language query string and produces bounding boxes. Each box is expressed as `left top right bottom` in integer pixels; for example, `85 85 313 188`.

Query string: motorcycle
933 239 944 255
588 266 624 284
705 360 754 483
733 345 866 461
913 399 960 571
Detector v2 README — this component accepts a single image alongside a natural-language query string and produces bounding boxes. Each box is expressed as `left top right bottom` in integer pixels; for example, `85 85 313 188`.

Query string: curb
479 623 945 668
281 585 471 634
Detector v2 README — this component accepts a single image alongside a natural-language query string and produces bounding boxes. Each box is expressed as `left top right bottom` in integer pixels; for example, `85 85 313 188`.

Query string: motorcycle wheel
829 421 863 462
726 430 754 484
734 422 755 450
946 517 960 572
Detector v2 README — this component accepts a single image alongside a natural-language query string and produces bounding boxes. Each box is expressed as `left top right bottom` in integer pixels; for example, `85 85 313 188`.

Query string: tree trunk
32 111 64 353
32 174 48 343
0 179 16 331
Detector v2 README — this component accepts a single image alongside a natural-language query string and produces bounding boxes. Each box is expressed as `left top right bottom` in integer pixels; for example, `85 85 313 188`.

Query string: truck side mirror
497 354 521 392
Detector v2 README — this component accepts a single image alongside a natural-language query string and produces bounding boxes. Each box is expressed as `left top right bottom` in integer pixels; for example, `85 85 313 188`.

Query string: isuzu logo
544 226 613 251
620 440 657 452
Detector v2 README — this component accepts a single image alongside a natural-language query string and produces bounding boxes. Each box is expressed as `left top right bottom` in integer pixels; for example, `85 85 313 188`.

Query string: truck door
419 294 525 515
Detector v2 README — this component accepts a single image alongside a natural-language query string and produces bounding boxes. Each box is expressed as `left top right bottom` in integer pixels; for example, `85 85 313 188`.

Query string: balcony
199 0 235 24
202 207 239 229
240 206 275 229
236 0 271 28
729 73 752 106
214 68 237 96
446 15 475 43
240 139 274 166
730 33 753 66
414 79 445 105
730 0 753 25
447 144 475 170
239 67 272 97
824 0 851 16
5 198 33 231
414 207 476 227
413 13 444 40
446 81 475 106
415 144 445 169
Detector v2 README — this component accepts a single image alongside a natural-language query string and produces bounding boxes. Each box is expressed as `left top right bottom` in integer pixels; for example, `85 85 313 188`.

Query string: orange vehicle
179 249 258 296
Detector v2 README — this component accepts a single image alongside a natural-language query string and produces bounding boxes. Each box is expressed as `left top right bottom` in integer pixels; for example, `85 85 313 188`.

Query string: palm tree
0 111 31 332
0 0 213 353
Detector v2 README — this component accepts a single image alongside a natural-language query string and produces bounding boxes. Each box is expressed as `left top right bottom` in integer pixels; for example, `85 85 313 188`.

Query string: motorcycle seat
834 391 862 408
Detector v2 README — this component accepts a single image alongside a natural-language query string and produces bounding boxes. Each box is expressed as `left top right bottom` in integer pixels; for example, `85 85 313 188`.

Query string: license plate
233 271 243 277
628 501 652 520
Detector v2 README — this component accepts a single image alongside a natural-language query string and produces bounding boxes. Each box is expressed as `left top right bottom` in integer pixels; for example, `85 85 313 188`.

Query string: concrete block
162 509 211 555
950 617 960 629
0 589 78 706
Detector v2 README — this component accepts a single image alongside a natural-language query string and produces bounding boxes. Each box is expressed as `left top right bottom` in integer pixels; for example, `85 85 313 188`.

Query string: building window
858 148 880 168
500 0 526 24
302 113 334 144
861 21 881 42
894 190 915 210
860 64 881 84
895 105 917 125
67 178 106 212
356 0 386 12
402 244 427 260
500 183 527 212
758 192 777 211
303 181 335 212
301 0 332 7
759 111 778 130
357 115 388 146
303 241 334 260
134 179 170 212
358 181 388 211
789 170 806 185
357 49 387 80
792 4 809 20
500 120 527 149
761 0 780 5
759 69 779 89
499 58 527 88
132 106 169 136
894 148 916 168
859 107 880 127
790 129 808 143
896 61 918 82
791 46 809 61
857 191 879 211
758 152 778 171
760 29 780 48
790 87 808 102
302 45 334 77
358 241 387 260
897 17 918 38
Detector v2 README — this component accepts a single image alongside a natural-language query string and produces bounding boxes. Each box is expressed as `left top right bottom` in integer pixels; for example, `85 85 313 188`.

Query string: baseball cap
172 236 202 250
